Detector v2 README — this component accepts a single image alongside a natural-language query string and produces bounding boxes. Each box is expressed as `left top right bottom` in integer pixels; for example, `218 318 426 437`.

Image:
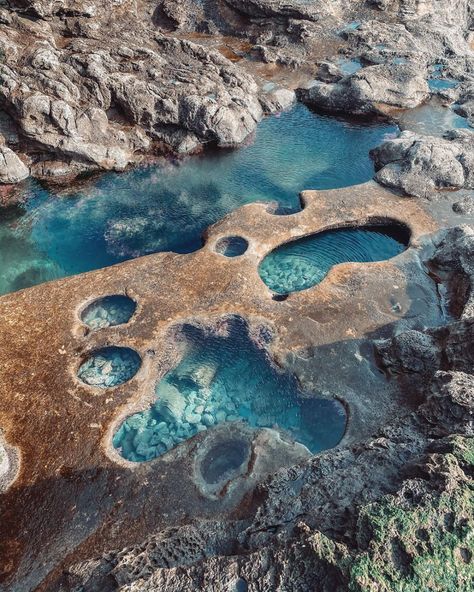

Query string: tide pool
259 224 408 294
113 317 347 462
0 104 396 296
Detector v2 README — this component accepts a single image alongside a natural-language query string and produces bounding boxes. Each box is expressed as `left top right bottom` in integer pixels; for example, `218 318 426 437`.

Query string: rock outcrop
0 136 29 183
0 6 263 182
371 129 474 197
298 63 429 116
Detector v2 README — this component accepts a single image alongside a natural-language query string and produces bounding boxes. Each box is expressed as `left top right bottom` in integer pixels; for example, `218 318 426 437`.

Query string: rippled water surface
113 317 347 462
259 225 408 294
0 104 396 295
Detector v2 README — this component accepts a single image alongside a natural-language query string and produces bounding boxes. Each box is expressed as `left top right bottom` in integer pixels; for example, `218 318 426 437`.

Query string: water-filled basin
258 223 409 294
0 105 396 296
78 346 141 388
81 295 136 329
113 317 346 462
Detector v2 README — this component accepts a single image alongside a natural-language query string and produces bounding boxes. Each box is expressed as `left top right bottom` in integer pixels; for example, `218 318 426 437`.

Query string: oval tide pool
259 224 409 294
0 104 396 296
113 317 347 462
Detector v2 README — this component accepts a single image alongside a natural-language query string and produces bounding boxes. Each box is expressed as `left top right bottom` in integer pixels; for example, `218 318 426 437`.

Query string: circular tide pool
78 346 141 388
81 295 137 330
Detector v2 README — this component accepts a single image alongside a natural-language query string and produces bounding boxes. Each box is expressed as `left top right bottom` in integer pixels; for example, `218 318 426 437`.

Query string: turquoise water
113 317 346 462
0 104 396 295
81 295 136 330
337 57 362 76
78 346 141 388
259 224 408 294
428 78 458 92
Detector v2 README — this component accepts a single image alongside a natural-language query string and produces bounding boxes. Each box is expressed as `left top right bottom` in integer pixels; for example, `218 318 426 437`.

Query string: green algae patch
348 442 474 592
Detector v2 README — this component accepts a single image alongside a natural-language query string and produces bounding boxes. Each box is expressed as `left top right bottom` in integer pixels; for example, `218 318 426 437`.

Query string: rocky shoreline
0 1 474 591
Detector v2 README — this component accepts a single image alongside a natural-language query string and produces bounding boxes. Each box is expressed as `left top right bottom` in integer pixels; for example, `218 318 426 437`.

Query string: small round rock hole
81 295 136 330
215 236 248 258
78 346 141 388
200 438 250 485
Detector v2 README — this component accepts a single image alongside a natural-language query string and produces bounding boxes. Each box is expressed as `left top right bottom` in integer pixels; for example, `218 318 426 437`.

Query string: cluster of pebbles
78 346 141 388
81 295 136 330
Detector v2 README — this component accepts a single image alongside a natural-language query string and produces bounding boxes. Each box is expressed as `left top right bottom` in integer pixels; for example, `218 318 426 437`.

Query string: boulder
371 129 474 197
0 137 29 184
298 63 429 116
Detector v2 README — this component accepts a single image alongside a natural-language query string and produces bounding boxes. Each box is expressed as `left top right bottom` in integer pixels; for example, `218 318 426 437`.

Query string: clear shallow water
113 317 346 462
336 57 362 76
81 295 136 330
215 236 249 257
78 346 141 388
398 98 471 137
0 104 396 296
259 225 408 294
428 78 459 92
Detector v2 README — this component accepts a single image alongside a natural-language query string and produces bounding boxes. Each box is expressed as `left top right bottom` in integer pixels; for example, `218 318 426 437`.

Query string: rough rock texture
0 136 28 183
51 370 474 592
298 63 430 115
371 130 474 197
0 0 472 188
0 30 262 162
429 225 474 318
0 4 264 181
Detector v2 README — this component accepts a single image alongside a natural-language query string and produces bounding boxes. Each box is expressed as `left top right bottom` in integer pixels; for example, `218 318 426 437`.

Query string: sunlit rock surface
372 129 474 197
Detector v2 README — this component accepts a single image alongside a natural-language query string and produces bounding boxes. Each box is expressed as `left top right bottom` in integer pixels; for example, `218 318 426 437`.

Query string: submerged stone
81 295 136 329
113 317 346 461
258 224 409 294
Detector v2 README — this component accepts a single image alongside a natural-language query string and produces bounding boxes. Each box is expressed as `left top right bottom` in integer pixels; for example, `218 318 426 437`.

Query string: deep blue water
113 317 347 462
259 225 408 294
0 104 396 295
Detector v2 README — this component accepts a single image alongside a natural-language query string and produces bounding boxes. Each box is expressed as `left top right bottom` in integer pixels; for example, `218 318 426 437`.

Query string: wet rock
0 136 29 184
298 63 429 116
421 371 474 436
371 130 474 197
155 382 187 423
